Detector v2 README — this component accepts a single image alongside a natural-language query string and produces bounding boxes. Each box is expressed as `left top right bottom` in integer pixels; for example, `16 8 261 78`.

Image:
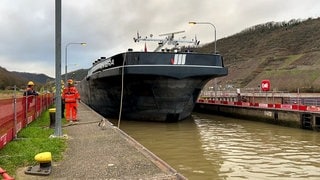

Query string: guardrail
0 93 54 149
197 98 320 112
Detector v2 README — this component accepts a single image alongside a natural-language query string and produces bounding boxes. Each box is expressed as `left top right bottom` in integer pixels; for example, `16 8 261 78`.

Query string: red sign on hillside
261 80 271 91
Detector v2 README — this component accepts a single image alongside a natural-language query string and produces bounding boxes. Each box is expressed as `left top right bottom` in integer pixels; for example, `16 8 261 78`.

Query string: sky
0 0 320 78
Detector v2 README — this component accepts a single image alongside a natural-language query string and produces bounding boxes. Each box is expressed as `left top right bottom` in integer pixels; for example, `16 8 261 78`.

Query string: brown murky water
114 113 320 179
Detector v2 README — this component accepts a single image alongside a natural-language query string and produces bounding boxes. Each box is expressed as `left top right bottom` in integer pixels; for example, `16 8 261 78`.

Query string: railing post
40 94 43 115
46 92 48 109
13 85 17 139
34 95 37 119
25 94 28 127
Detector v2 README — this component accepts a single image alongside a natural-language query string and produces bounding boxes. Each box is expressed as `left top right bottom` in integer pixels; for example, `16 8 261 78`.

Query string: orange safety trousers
65 102 78 121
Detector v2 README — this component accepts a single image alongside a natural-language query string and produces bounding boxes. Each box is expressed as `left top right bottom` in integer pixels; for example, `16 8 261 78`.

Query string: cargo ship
78 31 228 121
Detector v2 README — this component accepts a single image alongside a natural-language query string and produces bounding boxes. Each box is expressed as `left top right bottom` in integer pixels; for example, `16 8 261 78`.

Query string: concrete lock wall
194 103 320 130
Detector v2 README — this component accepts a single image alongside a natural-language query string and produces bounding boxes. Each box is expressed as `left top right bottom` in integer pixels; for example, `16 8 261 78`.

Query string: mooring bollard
49 108 56 128
25 152 52 176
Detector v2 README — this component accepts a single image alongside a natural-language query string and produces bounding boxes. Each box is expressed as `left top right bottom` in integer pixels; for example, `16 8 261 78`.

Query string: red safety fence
197 98 317 112
0 93 54 149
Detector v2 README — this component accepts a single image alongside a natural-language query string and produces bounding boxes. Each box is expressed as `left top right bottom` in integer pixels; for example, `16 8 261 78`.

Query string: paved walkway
16 103 185 179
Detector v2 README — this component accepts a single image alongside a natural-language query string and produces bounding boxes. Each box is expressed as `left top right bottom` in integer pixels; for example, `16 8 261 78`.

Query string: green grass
0 109 67 176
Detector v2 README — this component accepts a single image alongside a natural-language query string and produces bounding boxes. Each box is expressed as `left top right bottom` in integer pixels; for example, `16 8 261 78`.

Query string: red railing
196 98 317 112
0 93 54 149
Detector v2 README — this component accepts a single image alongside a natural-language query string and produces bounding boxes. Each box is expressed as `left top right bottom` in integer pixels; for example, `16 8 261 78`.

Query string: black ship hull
79 51 228 122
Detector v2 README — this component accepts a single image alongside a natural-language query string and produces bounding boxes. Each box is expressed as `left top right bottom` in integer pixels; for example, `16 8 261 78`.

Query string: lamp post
54 0 62 137
189 21 216 54
189 21 218 100
65 42 86 83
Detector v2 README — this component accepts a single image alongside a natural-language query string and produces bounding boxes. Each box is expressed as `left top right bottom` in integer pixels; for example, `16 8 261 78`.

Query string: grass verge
0 109 67 176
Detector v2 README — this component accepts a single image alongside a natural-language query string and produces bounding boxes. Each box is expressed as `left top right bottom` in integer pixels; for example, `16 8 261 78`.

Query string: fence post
46 92 49 109
42 94 43 113
25 94 28 126
13 85 17 139
34 95 37 119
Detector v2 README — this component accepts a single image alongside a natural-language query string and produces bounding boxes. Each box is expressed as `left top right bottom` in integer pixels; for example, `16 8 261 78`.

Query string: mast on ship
133 31 200 52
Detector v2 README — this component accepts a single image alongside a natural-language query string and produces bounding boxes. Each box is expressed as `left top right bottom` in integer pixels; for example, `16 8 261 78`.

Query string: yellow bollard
49 108 56 128
34 152 52 164
25 152 52 176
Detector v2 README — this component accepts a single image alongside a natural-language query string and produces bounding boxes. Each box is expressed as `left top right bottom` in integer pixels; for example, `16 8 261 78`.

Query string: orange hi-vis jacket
62 86 80 103
62 86 80 121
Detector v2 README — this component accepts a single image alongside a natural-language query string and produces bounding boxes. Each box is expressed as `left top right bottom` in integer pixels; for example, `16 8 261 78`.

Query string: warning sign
261 80 270 91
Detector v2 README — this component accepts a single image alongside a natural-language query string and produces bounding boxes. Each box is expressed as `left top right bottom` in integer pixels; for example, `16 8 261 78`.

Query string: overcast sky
1 0 320 78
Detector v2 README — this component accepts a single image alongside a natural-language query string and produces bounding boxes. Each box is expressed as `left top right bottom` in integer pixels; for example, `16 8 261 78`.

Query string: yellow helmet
27 81 35 86
67 79 73 85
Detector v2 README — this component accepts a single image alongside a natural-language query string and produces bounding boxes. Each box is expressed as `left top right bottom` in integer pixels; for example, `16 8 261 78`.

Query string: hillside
193 17 320 92
61 69 88 82
0 65 87 91
0 66 54 90
0 67 26 89
12 71 54 85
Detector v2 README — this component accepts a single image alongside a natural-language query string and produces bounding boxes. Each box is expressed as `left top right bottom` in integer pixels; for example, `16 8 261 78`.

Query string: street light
65 42 86 83
189 21 218 100
54 0 62 137
189 21 216 54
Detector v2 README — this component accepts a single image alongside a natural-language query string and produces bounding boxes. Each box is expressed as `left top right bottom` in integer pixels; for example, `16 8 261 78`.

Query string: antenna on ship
133 30 200 52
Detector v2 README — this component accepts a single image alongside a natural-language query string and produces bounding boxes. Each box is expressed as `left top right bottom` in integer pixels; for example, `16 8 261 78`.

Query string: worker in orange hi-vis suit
62 79 80 122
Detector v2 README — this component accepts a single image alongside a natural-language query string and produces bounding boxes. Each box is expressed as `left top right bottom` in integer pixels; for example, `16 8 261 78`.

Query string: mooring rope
118 53 126 128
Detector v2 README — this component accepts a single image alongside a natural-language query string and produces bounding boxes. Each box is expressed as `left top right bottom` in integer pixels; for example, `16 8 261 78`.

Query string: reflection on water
114 113 320 179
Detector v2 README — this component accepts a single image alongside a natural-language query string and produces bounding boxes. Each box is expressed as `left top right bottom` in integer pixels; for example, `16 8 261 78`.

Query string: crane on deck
133 30 200 52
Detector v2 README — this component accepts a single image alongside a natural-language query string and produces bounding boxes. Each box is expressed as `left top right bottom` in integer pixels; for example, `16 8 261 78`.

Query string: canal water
112 113 320 179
